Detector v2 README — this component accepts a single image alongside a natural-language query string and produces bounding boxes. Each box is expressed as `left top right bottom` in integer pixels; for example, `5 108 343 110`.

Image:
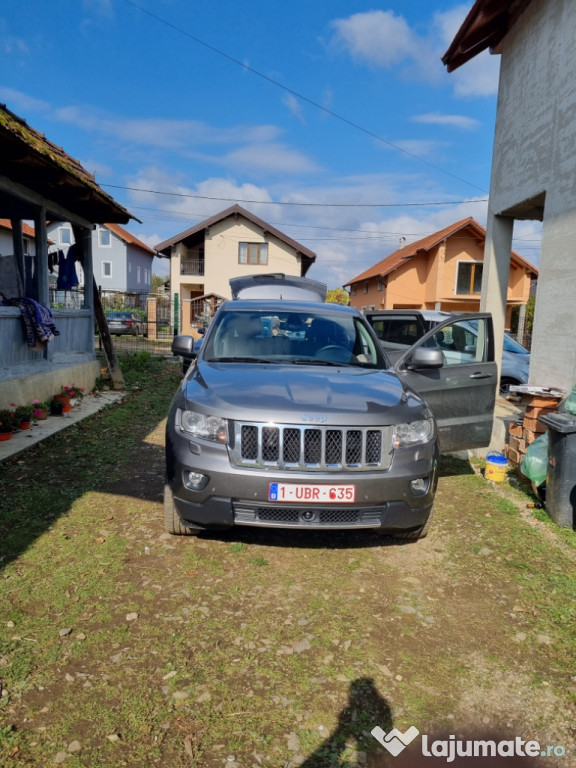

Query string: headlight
394 418 434 448
178 409 228 443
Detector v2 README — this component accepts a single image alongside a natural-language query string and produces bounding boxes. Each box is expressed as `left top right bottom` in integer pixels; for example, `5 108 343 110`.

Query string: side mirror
172 335 195 357
407 347 443 369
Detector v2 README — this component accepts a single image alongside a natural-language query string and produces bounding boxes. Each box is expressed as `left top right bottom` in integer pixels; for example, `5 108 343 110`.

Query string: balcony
181 259 204 276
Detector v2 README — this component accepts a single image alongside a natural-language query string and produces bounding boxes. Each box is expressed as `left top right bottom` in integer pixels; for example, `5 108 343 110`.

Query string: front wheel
163 483 201 536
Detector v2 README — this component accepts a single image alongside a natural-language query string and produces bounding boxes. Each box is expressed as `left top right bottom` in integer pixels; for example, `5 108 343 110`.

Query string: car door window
371 316 422 352
429 318 486 366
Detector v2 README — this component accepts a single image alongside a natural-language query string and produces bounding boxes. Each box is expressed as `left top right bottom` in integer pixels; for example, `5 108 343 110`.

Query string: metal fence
93 290 169 355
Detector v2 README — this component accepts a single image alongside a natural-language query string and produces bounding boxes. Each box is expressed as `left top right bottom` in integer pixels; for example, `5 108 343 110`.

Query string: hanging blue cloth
56 244 80 290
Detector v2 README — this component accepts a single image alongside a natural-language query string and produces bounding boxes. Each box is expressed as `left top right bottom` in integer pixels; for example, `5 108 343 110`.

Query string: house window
99 228 111 247
102 261 112 278
364 281 369 294
60 227 72 245
377 278 383 291
137 266 141 283
351 285 357 296
456 262 483 294
239 242 268 265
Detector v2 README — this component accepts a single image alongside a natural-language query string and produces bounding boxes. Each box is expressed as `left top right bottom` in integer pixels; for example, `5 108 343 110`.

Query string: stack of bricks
505 392 563 470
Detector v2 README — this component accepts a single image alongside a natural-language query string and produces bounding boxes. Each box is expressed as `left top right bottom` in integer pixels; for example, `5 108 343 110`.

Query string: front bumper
166 426 439 534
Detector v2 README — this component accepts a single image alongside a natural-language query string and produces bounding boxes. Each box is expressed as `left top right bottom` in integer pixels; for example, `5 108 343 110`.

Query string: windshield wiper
290 359 353 367
207 357 277 364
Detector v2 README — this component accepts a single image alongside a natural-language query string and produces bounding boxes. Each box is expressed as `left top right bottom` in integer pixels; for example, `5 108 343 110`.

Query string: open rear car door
393 313 497 452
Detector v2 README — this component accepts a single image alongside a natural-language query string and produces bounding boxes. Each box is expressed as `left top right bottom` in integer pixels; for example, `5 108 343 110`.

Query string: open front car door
394 313 497 453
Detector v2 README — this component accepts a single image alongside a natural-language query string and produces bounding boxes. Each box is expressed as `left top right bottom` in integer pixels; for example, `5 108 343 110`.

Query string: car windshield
108 312 131 320
202 309 386 368
503 334 529 354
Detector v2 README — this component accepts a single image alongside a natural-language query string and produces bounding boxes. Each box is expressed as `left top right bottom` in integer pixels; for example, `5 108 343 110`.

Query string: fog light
183 471 209 491
410 477 429 495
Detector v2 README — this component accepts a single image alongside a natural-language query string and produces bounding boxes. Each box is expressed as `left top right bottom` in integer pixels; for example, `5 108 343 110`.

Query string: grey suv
165 275 497 540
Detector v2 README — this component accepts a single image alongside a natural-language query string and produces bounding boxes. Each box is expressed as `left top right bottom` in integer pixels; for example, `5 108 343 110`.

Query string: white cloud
283 94 306 124
412 112 480 130
220 143 320 175
450 51 500 98
329 5 500 97
53 106 281 149
0 87 50 114
330 10 415 69
124 170 277 237
3 37 29 56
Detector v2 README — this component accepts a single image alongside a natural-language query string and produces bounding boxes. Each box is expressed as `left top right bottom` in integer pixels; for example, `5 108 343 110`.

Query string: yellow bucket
485 451 508 482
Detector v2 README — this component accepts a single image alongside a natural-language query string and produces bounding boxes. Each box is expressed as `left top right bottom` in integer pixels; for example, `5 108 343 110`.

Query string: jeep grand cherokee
164 274 496 540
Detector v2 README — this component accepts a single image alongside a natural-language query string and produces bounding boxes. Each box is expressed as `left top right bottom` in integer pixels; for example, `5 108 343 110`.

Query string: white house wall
486 0 576 390
204 218 302 299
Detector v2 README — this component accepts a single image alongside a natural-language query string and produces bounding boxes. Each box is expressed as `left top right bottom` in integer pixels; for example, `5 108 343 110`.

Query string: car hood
180 360 428 426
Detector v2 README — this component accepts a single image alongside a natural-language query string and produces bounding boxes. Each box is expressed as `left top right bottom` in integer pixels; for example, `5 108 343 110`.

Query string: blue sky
1 0 541 288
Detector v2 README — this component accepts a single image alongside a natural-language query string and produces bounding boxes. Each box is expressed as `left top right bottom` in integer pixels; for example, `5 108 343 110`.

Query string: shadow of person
296 677 393 768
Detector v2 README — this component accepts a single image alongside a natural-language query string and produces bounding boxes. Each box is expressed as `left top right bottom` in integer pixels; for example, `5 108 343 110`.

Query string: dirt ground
2 397 576 767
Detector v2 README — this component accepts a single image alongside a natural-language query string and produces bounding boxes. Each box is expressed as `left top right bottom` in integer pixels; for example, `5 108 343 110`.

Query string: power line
119 0 488 195
102 183 488 208
124 203 541 245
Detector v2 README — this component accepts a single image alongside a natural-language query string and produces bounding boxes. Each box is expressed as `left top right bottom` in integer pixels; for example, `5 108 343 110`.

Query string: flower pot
0 430 12 442
20 420 31 430
34 409 48 421
54 394 71 413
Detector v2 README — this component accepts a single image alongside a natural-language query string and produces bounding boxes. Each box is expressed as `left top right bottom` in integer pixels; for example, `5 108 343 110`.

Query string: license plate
268 483 356 503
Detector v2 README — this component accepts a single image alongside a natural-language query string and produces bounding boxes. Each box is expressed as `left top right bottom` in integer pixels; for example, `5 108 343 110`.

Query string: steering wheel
315 345 351 363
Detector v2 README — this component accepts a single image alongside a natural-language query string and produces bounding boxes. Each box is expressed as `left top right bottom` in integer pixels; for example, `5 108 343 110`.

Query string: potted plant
13 403 34 430
53 387 72 412
55 384 86 410
65 383 86 407
50 398 66 416
32 399 50 421
0 409 19 440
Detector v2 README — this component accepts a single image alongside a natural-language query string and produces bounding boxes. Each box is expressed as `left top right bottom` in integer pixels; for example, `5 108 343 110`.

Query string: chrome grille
232 422 393 471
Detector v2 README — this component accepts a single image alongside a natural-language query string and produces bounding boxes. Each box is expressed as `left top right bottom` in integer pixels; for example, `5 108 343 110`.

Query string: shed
0 103 134 406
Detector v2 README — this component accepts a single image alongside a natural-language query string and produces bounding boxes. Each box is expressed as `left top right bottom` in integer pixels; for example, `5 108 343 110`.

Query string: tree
326 288 350 305
152 274 168 293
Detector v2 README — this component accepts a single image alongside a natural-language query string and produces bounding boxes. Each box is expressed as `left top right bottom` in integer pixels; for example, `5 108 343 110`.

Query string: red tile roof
105 223 156 256
0 218 36 238
344 217 538 287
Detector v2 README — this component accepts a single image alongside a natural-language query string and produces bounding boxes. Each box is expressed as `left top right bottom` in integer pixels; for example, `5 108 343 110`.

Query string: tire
499 377 519 397
376 506 435 541
163 483 201 536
